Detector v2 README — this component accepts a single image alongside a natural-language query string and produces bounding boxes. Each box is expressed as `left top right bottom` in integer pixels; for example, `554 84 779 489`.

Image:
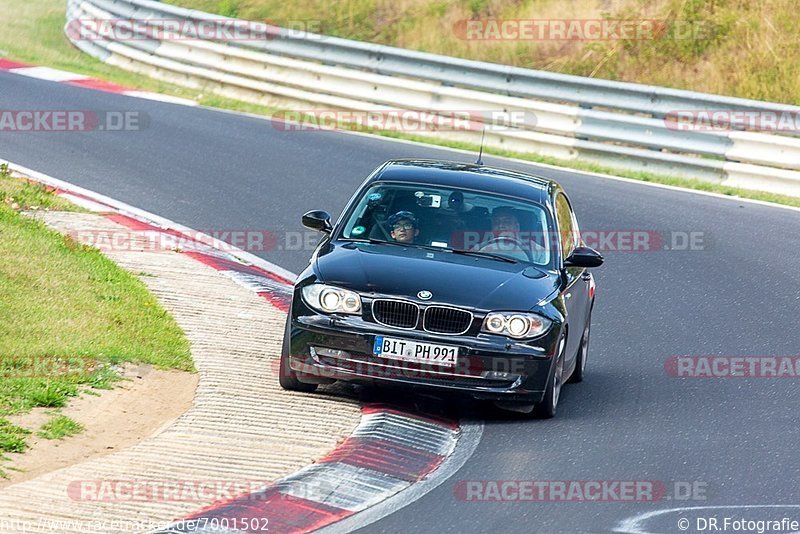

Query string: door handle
565 293 572 300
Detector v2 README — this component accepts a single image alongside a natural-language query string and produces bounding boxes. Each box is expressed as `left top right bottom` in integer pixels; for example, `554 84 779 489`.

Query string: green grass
0 165 82 213
164 0 800 105
0 420 31 453
0 169 192 467
37 414 84 440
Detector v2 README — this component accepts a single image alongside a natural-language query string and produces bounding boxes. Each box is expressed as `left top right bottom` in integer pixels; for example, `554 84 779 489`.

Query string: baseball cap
388 210 417 227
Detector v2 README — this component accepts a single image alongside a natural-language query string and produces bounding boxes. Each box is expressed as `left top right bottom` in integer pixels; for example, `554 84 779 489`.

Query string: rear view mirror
564 246 604 268
302 210 333 233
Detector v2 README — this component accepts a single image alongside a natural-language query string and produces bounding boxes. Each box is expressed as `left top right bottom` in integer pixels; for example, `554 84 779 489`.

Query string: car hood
315 242 559 310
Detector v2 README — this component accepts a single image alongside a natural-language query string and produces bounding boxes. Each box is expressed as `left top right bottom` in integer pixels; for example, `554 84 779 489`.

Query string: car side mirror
564 246 604 268
302 210 333 233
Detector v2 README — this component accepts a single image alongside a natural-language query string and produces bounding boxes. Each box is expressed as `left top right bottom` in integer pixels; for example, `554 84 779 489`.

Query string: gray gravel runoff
2 71 800 533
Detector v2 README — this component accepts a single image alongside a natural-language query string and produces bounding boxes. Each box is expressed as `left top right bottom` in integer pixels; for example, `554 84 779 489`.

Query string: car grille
372 299 419 329
423 306 473 335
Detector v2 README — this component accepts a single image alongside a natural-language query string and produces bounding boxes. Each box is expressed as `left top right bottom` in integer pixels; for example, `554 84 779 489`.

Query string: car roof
372 160 555 204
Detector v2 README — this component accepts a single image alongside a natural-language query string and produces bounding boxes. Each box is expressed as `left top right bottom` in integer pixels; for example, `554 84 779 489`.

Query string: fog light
313 347 350 358
485 314 506 333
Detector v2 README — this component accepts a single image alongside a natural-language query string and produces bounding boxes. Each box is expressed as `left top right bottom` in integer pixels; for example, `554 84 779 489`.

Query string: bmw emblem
417 290 432 300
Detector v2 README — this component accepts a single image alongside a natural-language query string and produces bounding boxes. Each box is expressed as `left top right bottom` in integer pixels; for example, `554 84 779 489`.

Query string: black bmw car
280 159 603 418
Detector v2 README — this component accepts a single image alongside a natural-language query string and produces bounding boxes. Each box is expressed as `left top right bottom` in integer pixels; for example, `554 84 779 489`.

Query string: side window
570 206 581 245
555 193 576 261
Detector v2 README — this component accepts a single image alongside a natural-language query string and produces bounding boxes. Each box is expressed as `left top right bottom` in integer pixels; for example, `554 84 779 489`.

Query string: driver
491 206 520 238
388 211 419 244
474 206 546 262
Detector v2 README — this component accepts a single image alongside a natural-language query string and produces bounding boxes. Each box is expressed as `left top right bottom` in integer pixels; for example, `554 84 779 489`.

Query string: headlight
302 284 362 315
481 312 552 339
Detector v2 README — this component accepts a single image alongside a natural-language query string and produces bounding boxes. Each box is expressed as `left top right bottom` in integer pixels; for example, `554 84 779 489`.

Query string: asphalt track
2 71 800 533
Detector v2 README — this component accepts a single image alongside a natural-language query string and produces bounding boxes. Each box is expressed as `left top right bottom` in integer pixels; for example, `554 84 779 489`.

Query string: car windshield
339 182 552 266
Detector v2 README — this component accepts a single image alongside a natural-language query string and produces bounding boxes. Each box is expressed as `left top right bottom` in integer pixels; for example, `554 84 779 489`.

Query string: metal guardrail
65 0 800 197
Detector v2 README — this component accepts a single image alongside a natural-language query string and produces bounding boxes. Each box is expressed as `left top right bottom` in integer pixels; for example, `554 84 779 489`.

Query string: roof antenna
475 127 486 165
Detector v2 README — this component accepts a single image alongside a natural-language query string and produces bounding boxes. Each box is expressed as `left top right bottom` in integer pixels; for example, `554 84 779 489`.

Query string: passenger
388 211 419 244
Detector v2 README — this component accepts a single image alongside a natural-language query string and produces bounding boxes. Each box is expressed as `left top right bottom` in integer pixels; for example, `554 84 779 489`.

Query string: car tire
531 335 566 419
278 315 318 393
568 314 591 384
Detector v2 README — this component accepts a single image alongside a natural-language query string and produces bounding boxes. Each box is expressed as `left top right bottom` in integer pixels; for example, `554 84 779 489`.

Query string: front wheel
531 336 566 419
278 316 317 393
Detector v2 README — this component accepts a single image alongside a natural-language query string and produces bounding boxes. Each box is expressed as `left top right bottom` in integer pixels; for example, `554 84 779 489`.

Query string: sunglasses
392 223 415 231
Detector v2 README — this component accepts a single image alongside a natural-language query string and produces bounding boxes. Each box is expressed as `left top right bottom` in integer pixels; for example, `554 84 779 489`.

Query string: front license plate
373 336 458 367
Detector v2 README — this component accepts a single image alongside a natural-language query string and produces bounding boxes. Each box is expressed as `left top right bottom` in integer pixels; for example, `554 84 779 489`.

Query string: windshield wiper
344 239 519 263
342 238 414 248
450 248 518 264
343 238 446 252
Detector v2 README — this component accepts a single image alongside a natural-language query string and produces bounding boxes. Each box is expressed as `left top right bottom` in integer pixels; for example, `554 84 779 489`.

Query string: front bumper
287 311 561 402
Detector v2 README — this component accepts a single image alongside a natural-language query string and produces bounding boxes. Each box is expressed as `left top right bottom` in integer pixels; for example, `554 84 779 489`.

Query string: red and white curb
0 58 197 106
2 158 484 533
155 406 461 533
